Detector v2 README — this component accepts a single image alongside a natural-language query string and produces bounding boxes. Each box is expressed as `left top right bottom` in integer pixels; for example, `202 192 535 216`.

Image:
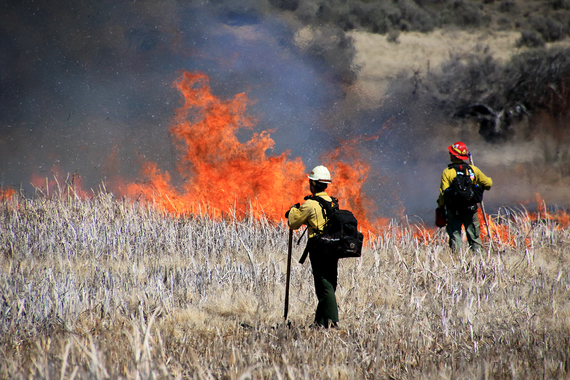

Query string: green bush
398 0 436 32
350 3 389 33
530 15 568 42
505 47 570 116
445 1 483 27
499 0 515 13
550 0 570 10
516 30 546 48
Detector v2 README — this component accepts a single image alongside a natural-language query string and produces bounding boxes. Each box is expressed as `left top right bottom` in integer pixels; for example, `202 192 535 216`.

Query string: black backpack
444 163 483 211
299 195 364 262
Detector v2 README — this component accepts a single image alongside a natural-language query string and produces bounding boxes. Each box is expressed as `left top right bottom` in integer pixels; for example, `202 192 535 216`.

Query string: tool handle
468 153 493 244
284 228 293 320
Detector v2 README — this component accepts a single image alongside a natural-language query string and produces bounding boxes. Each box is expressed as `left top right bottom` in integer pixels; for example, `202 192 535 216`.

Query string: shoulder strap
448 163 471 174
304 195 338 214
303 195 339 229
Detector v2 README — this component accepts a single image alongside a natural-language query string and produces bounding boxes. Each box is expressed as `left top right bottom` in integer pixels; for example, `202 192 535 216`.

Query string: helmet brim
448 145 469 160
308 175 332 183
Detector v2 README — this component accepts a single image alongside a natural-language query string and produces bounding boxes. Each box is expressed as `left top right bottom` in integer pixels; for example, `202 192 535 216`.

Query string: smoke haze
1 0 569 220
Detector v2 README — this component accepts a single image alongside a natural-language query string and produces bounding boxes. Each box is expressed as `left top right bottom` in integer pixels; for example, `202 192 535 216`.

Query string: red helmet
448 141 469 160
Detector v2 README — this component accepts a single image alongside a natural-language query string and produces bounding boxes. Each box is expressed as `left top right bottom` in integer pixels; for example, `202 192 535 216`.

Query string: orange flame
126 71 375 229
321 135 374 232
0 187 15 200
477 195 570 249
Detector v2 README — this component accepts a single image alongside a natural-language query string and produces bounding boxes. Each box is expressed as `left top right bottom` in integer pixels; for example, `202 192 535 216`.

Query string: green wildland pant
309 248 339 327
446 209 483 252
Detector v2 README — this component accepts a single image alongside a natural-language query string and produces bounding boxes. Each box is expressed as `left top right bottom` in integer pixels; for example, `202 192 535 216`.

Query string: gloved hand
284 203 300 218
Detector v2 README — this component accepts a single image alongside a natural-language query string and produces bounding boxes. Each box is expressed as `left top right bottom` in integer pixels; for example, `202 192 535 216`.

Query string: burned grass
1 192 569 379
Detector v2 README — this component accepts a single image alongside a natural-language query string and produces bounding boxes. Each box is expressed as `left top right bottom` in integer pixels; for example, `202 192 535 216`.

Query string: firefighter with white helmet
307 165 332 183
286 165 339 328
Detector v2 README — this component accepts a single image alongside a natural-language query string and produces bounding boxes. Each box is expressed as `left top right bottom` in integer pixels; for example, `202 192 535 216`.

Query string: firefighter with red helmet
286 165 339 328
437 142 493 252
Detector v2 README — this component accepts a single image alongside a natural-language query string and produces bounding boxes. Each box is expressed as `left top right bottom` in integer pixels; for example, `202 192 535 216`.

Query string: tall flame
126 71 374 228
321 135 377 232
18 71 570 239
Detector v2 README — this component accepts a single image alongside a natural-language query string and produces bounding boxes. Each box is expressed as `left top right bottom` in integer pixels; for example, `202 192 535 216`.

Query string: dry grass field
1 189 569 380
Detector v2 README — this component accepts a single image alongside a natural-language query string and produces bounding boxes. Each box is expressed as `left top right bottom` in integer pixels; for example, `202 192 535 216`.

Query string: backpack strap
448 162 471 174
445 163 478 213
298 195 339 265
449 163 477 184
303 195 339 228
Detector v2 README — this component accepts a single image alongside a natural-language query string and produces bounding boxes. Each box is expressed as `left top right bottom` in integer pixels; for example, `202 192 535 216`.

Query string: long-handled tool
283 228 293 320
468 152 492 251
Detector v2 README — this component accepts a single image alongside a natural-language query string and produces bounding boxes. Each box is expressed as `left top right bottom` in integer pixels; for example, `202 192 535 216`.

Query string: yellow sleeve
437 165 492 207
287 198 328 238
471 165 493 190
437 167 455 207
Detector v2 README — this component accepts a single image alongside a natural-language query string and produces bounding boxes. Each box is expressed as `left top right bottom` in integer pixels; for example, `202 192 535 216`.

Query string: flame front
0 187 15 200
126 71 373 227
17 71 570 240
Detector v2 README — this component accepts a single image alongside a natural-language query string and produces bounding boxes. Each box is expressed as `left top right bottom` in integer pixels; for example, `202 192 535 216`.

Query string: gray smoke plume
0 1 356 192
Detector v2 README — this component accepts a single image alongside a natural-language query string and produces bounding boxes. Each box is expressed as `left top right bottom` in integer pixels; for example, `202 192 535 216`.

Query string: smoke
1 1 569 220
0 2 352 177
0 4 304 179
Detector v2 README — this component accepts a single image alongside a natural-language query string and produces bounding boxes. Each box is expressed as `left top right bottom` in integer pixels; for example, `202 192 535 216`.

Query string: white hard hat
308 165 332 183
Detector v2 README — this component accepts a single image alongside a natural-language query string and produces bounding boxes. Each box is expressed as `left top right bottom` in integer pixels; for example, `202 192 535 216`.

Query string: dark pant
309 245 339 327
446 209 482 252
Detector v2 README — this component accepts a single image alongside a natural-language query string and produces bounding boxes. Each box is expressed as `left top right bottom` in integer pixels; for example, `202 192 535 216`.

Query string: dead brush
1 190 569 379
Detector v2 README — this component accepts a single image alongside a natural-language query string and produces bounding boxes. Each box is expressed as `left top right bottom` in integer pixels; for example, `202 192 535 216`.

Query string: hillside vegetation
1 191 569 379
277 0 570 42
288 0 570 200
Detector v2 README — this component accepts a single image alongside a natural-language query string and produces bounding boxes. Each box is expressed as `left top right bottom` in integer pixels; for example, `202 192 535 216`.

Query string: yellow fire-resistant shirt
437 160 493 207
287 191 331 238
